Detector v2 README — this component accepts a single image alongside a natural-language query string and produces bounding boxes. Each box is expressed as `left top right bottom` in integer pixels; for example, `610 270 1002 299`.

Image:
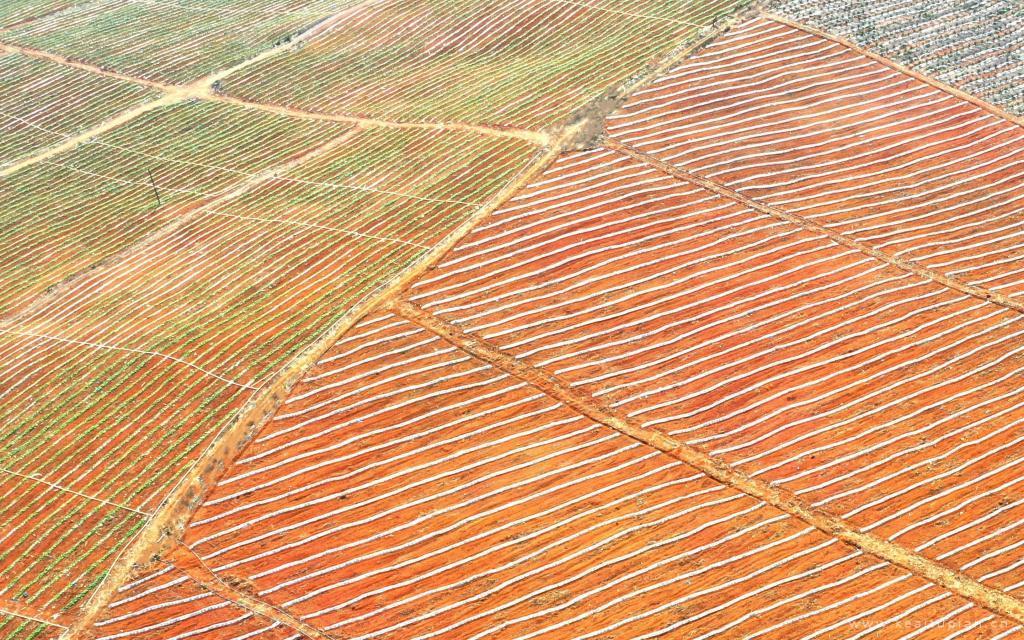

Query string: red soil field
90 309 1015 639
92 564 290 640
398 14 1024 633
606 17 1024 300
41 9 1024 640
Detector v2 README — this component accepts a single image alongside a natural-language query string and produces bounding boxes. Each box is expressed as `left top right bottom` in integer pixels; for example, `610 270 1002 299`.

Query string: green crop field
1 0 360 83
0 53 159 168
0 100 344 314
221 0 747 128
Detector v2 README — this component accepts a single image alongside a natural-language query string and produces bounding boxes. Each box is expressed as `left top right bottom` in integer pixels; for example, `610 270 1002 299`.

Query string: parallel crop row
0 332 252 513
0 100 345 315
0 52 159 168
403 17 1024 633
11 127 536 383
413 144 1024 614
0 0 74 29
0 0 355 83
0 469 147 621
105 309 1001 640
93 564 290 640
0 120 535 624
607 17 1024 300
775 0 1024 116
0 613 59 640
220 0 748 129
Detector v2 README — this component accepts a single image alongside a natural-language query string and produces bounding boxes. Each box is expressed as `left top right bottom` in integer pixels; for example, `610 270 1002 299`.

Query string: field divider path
0 43 547 157
0 604 68 631
387 297 1024 628
604 137 1024 315
0 467 151 517
164 541 333 640
0 123 363 332
0 91 185 179
57 8 756 637
0 328 261 390
58 128 571 640
761 11 1024 131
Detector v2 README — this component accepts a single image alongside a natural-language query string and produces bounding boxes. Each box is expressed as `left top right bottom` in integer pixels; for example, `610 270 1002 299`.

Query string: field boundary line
0 93 184 179
0 329 260 391
605 137 1024 315
0 604 68 630
388 297 1024 628
0 0 361 179
761 12 1024 130
163 542 333 640
58 136 566 640
0 127 363 330
0 41 175 91
57 10 754 637
0 467 151 517
214 95 550 144
0 42 548 145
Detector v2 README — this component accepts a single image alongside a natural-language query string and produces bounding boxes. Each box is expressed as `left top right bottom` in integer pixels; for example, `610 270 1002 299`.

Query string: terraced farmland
4 0 1024 638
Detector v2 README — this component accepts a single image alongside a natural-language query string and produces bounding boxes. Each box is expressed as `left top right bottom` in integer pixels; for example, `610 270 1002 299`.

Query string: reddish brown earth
606 17 1024 299
92 563 291 640
40 10 1024 640
99 310 1013 639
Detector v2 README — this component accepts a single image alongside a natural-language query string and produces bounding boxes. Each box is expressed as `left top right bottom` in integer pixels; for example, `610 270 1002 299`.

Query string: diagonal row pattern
218 0 747 129
2 0 767 631
0 0 356 83
102 309 1014 640
0 612 61 640
770 0 1024 116
398 13 1024 634
0 100 347 317
92 563 293 640
7 1 1024 638
0 109 537 623
606 16 1024 299
0 51 159 168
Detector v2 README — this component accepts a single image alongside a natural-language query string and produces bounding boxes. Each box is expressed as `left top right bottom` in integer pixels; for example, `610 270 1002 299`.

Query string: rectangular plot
0 53 159 168
606 16 1024 299
140 309 978 640
9 127 534 383
220 0 746 129
407 143 1024 621
0 0 355 83
0 100 347 315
